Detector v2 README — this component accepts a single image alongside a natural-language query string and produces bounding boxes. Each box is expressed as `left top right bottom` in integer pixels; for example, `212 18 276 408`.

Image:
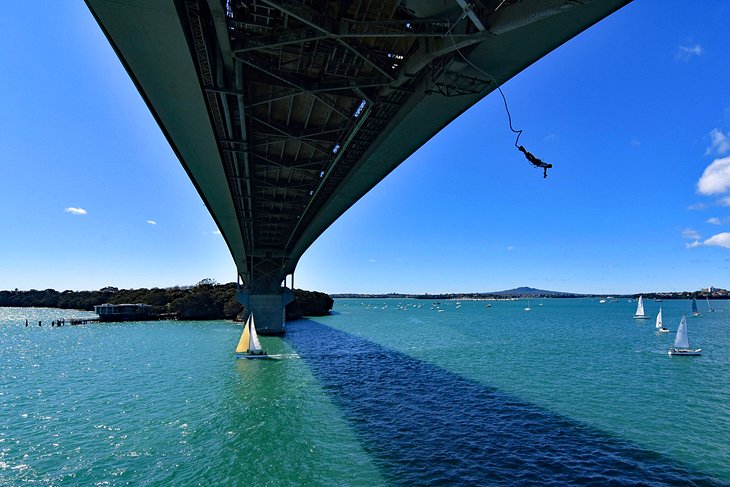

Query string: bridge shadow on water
285 319 722 486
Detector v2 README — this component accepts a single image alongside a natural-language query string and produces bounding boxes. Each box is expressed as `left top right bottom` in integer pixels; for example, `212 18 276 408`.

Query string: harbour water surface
1 299 728 485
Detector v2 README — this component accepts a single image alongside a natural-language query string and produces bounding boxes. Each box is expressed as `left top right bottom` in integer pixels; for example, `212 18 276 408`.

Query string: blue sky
2 1 730 294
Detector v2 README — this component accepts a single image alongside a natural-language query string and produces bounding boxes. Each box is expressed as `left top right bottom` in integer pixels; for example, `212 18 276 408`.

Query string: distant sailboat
655 307 669 333
235 314 269 359
668 315 701 356
706 297 715 313
633 295 650 320
524 299 531 311
691 298 700 317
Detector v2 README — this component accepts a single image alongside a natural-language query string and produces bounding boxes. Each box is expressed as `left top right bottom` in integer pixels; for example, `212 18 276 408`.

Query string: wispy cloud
212 229 221 235
682 228 701 239
689 232 730 249
686 240 702 249
146 220 157 225
719 196 730 207
707 217 722 225
630 139 641 147
675 42 703 62
64 207 87 215
688 202 707 210
369 259 376 263
697 157 730 195
706 129 730 156
507 246 515 251
543 134 556 141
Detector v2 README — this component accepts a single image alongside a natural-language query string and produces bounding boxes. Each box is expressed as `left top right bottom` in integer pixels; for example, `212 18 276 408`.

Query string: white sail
635 296 645 316
673 315 691 349
655 307 663 329
248 314 263 352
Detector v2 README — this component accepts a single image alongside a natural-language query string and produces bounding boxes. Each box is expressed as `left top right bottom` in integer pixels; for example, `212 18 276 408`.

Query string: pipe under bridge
86 0 630 334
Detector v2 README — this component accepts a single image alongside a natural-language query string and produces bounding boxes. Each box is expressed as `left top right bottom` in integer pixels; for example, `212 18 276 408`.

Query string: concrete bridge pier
237 289 294 336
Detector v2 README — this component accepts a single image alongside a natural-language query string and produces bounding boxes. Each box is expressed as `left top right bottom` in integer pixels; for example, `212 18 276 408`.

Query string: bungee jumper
443 18 555 180
518 145 552 179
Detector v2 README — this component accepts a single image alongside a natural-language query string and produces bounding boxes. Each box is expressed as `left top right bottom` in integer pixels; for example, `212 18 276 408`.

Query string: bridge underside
87 0 630 333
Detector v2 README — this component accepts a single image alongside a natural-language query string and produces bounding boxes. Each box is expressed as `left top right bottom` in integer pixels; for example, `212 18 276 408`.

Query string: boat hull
633 315 650 319
668 348 702 356
236 353 271 360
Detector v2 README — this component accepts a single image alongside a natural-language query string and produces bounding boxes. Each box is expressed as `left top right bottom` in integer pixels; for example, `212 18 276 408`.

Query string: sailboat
706 297 715 313
655 307 669 333
524 299 531 311
633 295 650 319
691 298 700 317
668 315 701 356
235 313 269 359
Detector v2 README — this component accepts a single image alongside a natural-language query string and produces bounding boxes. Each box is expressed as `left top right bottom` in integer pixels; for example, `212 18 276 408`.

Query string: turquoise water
1 299 728 485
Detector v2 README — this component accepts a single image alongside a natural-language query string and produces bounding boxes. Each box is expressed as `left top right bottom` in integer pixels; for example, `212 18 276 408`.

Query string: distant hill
490 286 580 297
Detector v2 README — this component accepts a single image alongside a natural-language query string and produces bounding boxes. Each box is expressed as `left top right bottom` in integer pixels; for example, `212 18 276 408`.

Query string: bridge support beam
237 289 294 335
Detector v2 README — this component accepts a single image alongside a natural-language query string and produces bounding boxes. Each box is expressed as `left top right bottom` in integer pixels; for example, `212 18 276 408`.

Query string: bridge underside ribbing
86 0 630 333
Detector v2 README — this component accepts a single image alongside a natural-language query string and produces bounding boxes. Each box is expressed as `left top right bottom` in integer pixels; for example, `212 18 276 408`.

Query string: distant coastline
332 286 730 300
0 281 333 321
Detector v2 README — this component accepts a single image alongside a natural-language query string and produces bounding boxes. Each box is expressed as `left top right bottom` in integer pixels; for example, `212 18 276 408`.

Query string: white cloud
146 220 157 225
507 246 515 251
676 43 703 61
686 232 730 249
688 202 707 210
212 229 221 235
682 228 701 239
697 157 730 195
707 217 722 225
719 196 730 207
703 232 730 249
64 207 87 215
706 129 730 156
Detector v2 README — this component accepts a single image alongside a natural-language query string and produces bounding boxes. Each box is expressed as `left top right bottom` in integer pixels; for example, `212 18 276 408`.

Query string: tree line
0 280 333 321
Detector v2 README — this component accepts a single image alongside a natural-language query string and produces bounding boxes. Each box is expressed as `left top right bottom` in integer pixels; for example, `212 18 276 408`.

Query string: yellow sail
235 315 251 353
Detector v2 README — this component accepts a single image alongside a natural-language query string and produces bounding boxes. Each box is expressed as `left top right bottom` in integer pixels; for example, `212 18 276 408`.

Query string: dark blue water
286 318 723 486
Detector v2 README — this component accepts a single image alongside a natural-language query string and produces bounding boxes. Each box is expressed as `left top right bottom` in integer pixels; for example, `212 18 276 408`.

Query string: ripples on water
1 301 729 485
